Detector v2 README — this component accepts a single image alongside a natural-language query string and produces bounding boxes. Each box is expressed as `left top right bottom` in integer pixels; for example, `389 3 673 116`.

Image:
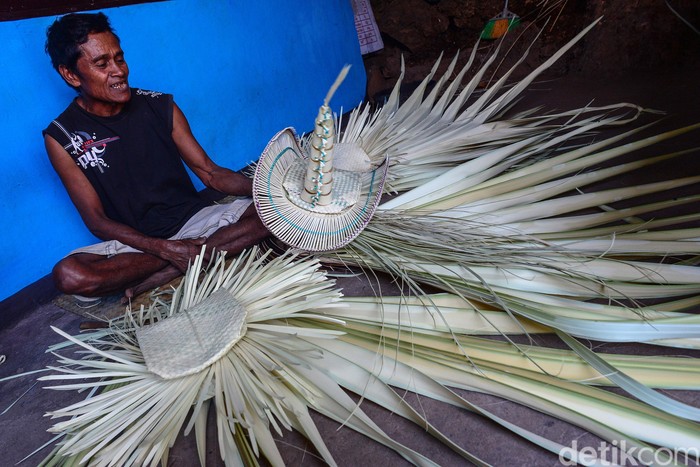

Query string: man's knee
52 256 95 296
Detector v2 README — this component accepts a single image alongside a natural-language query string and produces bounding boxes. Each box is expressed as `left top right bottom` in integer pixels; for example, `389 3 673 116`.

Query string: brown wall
364 0 700 97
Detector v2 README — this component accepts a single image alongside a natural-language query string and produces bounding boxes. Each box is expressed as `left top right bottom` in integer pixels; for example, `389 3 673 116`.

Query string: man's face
62 31 130 116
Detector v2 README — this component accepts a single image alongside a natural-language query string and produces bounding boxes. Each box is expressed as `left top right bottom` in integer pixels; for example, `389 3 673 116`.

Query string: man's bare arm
45 134 204 272
171 102 253 196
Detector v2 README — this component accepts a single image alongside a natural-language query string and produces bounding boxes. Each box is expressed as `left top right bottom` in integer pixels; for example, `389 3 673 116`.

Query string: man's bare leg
55 205 270 300
204 204 270 254
125 205 270 296
123 263 181 300
53 251 170 298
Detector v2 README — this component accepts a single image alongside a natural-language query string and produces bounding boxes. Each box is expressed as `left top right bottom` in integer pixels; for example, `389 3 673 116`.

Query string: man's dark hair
45 12 118 73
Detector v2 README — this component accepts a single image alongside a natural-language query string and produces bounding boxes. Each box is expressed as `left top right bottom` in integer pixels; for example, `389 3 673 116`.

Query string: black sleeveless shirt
43 89 209 238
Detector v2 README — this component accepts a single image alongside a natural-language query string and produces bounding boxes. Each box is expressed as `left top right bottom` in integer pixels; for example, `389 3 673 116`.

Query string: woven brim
253 128 388 252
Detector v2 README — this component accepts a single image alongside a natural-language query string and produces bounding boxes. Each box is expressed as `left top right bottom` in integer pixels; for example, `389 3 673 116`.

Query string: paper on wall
352 0 384 55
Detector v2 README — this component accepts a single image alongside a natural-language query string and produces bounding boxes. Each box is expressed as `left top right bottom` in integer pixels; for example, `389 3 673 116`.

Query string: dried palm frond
337 18 647 193
282 14 700 463
327 120 700 346
321 22 700 354
37 248 440 467
307 45 700 464
32 247 700 466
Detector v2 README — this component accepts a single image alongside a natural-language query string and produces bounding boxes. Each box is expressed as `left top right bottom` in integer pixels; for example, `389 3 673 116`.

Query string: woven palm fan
253 66 389 252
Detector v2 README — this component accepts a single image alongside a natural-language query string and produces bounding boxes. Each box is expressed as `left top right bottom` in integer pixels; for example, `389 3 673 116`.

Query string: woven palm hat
252 67 388 252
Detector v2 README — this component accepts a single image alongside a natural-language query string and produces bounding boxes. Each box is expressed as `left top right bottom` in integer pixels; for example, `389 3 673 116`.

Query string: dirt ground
363 0 700 100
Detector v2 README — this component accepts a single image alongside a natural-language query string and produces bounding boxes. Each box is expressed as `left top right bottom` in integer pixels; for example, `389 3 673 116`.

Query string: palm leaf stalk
300 323 700 458
311 309 700 389
331 293 700 349
329 219 700 347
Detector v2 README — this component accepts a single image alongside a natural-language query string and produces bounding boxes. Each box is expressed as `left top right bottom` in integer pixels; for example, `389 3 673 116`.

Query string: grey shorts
68 197 253 257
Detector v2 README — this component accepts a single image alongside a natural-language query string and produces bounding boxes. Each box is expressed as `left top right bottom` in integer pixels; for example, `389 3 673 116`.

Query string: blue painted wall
0 0 366 302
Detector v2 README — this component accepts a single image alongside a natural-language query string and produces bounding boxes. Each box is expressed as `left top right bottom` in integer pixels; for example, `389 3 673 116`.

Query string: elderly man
43 12 269 302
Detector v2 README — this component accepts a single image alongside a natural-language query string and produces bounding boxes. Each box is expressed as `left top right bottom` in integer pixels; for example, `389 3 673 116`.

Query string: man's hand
157 237 209 273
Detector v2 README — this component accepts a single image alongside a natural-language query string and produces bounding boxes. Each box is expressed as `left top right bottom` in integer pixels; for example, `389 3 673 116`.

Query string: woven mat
52 291 156 322
52 274 182 322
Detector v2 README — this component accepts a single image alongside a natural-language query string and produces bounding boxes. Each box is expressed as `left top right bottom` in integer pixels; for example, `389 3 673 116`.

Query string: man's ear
58 64 81 89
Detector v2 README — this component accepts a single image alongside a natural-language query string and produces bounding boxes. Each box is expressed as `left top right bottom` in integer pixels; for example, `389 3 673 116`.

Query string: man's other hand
158 237 209 273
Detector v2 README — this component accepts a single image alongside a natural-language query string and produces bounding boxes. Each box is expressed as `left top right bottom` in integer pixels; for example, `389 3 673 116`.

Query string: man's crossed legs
53 199 270 301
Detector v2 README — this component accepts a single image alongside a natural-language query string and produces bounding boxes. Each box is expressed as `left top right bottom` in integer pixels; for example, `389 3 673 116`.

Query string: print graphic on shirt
136 89 163 98
51 120 120 173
